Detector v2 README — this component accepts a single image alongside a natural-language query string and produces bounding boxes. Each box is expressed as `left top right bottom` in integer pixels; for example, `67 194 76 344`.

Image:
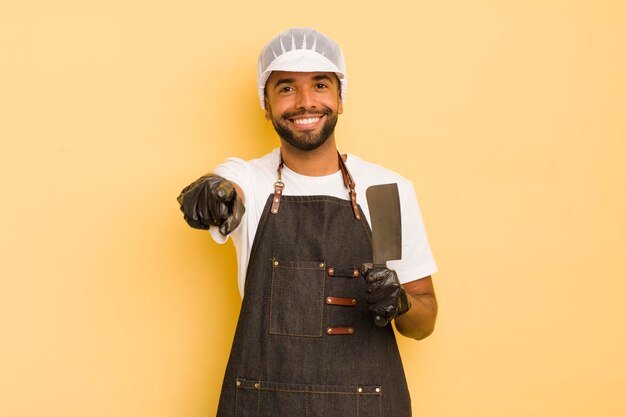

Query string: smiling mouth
289 115 324 128
293 117 320 125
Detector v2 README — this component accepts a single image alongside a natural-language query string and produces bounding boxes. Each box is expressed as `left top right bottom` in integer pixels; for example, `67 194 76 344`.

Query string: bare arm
394 276 438 340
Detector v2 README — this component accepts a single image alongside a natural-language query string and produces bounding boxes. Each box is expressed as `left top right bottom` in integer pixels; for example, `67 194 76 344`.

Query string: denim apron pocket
235 378 382 417
269 259 326 337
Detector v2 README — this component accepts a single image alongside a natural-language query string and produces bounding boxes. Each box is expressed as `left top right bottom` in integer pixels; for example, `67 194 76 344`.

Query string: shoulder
347 154 421 228
214 149 280 193
215 148 280 177
214 149 280 205
347 154 414 193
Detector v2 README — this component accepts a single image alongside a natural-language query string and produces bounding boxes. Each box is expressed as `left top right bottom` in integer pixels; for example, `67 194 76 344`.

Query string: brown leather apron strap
271 158 285 215
272 151 361 220
338 152 361 221
271 181 284 215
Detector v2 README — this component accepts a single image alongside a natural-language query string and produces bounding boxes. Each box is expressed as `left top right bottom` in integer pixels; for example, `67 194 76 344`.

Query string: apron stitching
275 266 327 270
255 383 261 417
284 198 355 205
268 331 324 338
237 383 382 395
320 273 326 335
234 381 238 416
268 260 275 333
242 387 380 394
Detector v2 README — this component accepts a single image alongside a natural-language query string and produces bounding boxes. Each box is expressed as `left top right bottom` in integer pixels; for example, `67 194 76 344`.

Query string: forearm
394 281 438 340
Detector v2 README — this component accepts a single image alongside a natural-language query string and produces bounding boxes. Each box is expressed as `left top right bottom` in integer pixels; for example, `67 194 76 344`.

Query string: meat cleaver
365 183 402 326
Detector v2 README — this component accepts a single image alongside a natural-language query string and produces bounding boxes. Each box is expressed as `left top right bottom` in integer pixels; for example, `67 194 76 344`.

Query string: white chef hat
257 27 347 109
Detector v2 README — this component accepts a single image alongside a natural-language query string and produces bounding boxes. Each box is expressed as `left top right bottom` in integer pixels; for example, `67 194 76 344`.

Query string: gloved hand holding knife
362 183 411 326
361 263 412 326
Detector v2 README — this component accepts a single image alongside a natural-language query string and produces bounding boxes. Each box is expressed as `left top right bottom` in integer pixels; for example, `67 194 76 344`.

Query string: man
178 27 438 417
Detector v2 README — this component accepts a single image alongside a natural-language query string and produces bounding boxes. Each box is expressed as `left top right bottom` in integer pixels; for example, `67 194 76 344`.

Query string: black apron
216 156 411 417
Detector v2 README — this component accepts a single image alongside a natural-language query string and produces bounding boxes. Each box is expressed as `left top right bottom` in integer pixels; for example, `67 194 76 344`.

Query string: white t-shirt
210 148 437 297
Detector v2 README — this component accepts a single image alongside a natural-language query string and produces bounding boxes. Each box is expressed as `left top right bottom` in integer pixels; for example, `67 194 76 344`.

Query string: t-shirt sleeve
206 157 253 244
387 181 438 283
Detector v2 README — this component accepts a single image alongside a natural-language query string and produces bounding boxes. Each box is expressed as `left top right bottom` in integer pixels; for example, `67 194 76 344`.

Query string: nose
295 88 316 109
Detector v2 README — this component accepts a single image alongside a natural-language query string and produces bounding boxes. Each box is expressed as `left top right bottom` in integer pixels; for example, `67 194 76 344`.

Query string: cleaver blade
366 183 402 267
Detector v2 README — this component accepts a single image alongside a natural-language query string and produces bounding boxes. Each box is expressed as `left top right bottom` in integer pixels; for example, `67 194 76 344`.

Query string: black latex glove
177 174 245 235
360 263 412 326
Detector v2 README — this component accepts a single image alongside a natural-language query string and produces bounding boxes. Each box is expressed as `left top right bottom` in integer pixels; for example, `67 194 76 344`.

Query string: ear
335 78 343 114
337 92 343 115
264 101 271 120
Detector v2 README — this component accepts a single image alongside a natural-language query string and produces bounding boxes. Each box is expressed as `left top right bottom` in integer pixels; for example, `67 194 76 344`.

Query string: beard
269 107 339 151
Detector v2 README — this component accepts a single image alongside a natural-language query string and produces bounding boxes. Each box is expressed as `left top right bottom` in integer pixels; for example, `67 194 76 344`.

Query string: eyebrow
312 74 334 83
272 74 336 89
272 78 296 89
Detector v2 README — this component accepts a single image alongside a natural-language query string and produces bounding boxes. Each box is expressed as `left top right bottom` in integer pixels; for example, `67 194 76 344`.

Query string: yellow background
1 1 625 416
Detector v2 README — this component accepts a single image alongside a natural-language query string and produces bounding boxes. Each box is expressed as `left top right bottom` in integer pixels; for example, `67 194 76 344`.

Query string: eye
279 86 294 93
315 83 329 89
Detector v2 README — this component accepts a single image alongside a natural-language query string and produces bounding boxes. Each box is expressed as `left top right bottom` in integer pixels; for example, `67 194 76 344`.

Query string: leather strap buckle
271 181 284 215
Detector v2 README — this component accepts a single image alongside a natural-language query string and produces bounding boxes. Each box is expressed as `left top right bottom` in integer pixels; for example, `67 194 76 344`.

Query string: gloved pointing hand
177 174 245 235
360 263 412 326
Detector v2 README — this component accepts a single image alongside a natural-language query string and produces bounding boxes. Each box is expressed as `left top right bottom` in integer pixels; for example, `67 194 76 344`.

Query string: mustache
281 108 331 119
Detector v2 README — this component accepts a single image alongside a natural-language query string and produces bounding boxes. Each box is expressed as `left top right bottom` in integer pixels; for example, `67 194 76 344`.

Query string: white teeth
293 117 320 125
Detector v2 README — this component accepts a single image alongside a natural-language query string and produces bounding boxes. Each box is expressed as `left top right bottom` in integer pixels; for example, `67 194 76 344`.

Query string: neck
280 137 340 176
